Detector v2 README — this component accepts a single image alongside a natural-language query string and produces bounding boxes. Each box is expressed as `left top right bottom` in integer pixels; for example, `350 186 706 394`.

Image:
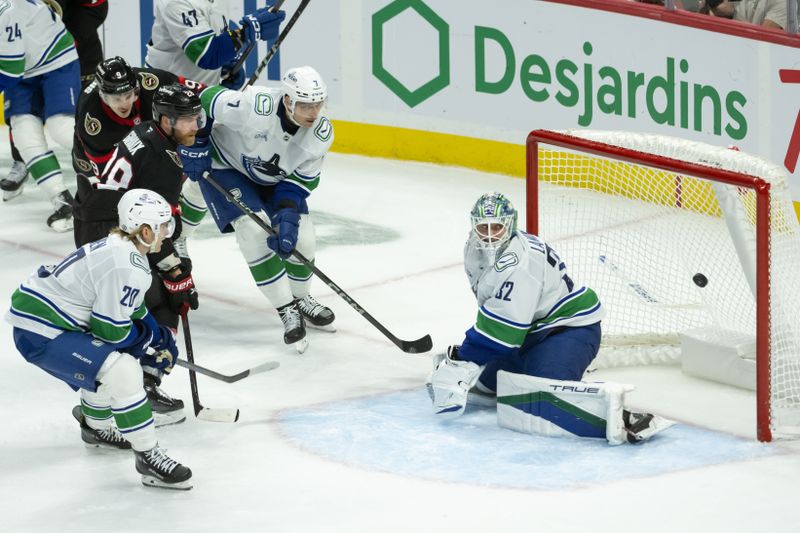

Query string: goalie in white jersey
188 65 335 351
6 189 193 489
428 193 673 444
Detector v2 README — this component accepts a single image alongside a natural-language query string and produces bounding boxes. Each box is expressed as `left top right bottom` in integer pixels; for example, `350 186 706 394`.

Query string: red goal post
525 129 800 442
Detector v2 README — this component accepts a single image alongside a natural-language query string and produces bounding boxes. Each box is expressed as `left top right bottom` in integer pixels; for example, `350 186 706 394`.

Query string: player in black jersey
73 84 204 426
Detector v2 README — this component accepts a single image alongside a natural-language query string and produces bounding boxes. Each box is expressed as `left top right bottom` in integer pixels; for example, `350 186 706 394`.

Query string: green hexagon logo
372 0 450 108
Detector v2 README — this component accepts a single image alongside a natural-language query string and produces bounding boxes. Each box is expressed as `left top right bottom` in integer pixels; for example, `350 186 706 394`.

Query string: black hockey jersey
71 67 203 178
72 120 186 263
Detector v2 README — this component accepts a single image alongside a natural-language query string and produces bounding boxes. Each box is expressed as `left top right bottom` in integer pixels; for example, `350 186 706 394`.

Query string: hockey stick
179 309 240 422
201 171 433 354
246 0 312 88
174 357 280 384
222 0 286 84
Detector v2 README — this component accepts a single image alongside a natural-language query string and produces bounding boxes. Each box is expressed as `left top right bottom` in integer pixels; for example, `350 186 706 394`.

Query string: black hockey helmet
95 56 138 95
152 84 203 123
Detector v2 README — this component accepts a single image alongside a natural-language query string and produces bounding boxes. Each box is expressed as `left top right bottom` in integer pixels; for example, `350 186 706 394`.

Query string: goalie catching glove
160 259 199 313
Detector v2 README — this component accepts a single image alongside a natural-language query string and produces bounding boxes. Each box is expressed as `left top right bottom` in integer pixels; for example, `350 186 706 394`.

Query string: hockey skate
1 161 29 201
143 372 186 427
71 405 131 450
134 444 192 490
296 295 336 332
623 410 675 443
47 190 74 232
278 301 308 354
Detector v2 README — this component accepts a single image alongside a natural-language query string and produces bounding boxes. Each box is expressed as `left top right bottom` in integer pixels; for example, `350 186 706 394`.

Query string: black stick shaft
223 0 286 82
200 171 432 354
246 0 312 87
180 310 204 416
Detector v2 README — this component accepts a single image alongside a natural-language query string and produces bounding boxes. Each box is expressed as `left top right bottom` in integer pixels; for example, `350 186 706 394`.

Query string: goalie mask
470 192 518 252
281 66 327 119
118 189 175 253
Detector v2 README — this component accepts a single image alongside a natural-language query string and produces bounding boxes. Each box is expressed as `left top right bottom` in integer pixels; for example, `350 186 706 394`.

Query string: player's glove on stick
178 139 211 182
141 325 179 374
267 207 300 259
161 260 200 312
220 58 247 90
240 8 285 43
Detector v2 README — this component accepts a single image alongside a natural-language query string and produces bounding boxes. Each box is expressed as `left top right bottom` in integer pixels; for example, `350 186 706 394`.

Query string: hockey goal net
526 129 800 442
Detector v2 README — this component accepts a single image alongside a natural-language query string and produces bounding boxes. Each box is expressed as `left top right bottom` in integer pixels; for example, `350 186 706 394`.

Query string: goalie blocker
496 371 674 445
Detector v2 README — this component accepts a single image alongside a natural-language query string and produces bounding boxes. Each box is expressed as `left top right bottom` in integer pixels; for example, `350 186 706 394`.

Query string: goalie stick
201 171 433 354
179 309 240 422
222 0 287 85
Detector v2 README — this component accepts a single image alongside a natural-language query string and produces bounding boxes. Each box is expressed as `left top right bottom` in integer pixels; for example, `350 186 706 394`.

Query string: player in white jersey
0 0 80 231
428 193 673 444
187 66 334 351
6 189 193 489
145 0 285 86
145 0 285 264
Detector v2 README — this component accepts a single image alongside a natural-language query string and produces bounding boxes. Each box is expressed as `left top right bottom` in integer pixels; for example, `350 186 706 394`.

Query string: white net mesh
531 130 800 439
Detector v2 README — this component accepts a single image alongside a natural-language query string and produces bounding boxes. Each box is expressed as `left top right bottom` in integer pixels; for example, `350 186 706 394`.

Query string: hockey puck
692 273 708 288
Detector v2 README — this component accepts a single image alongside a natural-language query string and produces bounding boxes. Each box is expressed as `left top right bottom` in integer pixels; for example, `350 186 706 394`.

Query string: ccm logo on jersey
548 385 601 394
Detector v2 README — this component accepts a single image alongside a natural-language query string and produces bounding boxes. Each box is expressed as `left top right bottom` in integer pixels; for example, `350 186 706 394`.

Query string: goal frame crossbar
525 129 773 441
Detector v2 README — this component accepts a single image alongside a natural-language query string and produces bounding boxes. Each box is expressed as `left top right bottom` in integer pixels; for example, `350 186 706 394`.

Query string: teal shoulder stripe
200 85 227 117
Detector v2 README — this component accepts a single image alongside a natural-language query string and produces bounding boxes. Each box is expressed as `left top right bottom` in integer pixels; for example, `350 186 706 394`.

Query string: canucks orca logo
241 154 285 183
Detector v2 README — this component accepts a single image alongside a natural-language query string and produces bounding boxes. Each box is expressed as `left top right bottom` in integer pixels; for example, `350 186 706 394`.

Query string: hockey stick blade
174 358 280 383
201 171 434 354
399 334 433 354
196 407 240 423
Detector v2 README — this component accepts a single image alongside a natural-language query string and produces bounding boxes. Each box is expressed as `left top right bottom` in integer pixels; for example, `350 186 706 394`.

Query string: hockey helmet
152 84 204 125
470 193 518 250
118 189 175 242
95 57 138 95
282 66 327 112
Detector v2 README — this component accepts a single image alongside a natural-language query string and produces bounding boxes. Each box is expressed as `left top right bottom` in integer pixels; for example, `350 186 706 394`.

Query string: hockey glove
267 207 301 259
161 260 200 313
141 325 178 374
240 7 285 43
220 58 247 90
178 138 211 182
126 320 156 359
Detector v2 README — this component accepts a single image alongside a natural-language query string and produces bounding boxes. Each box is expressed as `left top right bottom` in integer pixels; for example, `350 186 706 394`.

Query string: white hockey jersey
6 234 152 343
145 0 230 85
0 0 78 80
462 231 604 353
200 84 334 195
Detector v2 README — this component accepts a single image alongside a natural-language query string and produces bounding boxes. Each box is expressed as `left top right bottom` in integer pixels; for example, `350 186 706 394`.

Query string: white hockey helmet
281 66 327 112
118 189 175 246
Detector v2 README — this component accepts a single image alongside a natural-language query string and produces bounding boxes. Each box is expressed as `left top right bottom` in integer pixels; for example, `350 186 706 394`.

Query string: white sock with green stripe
111 391 156 452
79 391 114 431
232 215 294 308
179 179 208 236
9 114 66 199
287 214 315 298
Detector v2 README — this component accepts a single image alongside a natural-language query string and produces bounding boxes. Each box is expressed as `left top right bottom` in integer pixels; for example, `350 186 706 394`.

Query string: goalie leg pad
496 371 635 444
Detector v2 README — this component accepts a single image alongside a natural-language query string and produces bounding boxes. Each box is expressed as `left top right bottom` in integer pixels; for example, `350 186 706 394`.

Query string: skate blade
141 475 193 491
2 188 24 202
82 441 131 452
294 338 309 354
307 322 336 333
48 218 74 233
153 410 187 427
